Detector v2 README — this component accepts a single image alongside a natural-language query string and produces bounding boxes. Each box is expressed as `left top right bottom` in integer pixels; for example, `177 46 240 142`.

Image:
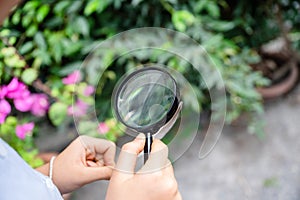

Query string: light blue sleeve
0 138 63 200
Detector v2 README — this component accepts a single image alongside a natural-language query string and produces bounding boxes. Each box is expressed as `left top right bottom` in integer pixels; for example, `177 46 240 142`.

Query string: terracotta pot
257 62 299 99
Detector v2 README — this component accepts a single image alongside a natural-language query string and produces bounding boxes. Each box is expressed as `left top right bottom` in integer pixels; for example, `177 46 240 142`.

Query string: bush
3 0 297 165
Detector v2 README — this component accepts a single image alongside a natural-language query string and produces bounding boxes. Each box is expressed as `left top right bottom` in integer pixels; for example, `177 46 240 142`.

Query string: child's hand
38 136 116 194
106 134 181 200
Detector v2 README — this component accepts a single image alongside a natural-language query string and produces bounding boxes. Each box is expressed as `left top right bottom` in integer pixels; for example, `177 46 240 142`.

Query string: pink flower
30 94 49 116
14 96 33 112
67 100 89 117
98 122 109 134
0 86 7 99
6 78 29 99
16 122 34 140
83 85 95 96
0 99 11 124
62 70 82 85
6 77 19 91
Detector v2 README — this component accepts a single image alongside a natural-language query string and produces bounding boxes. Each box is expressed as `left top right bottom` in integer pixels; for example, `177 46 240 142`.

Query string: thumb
139 139 169 174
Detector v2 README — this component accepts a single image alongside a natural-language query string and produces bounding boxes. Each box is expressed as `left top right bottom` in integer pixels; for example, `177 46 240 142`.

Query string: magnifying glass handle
144 133 153 164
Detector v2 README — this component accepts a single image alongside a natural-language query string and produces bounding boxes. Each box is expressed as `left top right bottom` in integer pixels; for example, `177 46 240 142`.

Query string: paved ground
41 84 300 200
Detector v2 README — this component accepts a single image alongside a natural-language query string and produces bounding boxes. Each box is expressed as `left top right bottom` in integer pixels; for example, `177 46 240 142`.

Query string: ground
37 84 300 200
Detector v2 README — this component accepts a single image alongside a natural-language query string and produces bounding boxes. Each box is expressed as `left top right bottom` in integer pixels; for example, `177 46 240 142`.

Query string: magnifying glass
112 66 183 163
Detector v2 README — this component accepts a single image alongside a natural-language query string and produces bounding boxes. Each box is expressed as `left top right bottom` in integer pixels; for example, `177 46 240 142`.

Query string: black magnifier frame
113 66 180 163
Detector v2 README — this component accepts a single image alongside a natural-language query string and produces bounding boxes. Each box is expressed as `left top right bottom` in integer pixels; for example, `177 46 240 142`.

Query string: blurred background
0 0 299 199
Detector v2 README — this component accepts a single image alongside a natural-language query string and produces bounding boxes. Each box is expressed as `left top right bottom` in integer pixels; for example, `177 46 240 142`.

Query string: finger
82 166 114 182
138 139 169 174
86 160 99 167
102 141 116 167
80 136 116 167
116 133 145 174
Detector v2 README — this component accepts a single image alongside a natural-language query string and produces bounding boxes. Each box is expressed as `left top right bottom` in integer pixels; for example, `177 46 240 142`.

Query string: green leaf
13 68 22 77
44 16 64 28
52 42 63 63
22 14 33 27
4 55 24 68
34 32 47 50
1 47 15 57
0 62 3 79
6 116 17 125
19 42 34 54
172 10 195 32
36 5 50 23
206 2 220 18
207 20 236 32
54 1 70 13
21 68 38 84
63 41 83 56
84 0 111 16
48 102 68 126
194 0 207 13
23 1 39 12
12 10 21 25
74 17 90 37
67 1 83 14
84 0 101 16
26 25 38 37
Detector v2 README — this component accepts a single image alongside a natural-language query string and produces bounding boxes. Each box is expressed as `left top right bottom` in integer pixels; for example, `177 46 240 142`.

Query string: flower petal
6 77 19 92
14 97 33 112
0 86 7 99
83 85 95 96
98 122 109 134
62 70 82 85
30 94 49 116
0 99 11 114
16 122 35 140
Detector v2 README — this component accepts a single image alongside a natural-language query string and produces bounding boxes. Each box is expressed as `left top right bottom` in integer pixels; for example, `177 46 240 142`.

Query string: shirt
0 138 63 200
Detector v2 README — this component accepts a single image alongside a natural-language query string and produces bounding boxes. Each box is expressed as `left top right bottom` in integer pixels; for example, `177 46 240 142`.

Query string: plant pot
256 61 299 99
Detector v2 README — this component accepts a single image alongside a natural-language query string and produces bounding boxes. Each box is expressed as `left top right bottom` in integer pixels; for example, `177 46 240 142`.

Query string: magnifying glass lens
119 83 175 127
116 70 176 131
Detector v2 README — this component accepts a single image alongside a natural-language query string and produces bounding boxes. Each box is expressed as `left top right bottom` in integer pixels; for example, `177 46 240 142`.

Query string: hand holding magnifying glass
112 66 182 163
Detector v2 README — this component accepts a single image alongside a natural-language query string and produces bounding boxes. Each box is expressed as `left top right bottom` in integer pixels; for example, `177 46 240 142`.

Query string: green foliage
2 0 298 148
21 68 38 84
172 10 195 32
48 102 68 126
226 0 300 48
0 116 43 167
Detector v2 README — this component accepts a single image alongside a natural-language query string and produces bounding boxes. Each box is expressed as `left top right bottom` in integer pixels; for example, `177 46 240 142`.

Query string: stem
32 79 58 101
159 0 174 14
